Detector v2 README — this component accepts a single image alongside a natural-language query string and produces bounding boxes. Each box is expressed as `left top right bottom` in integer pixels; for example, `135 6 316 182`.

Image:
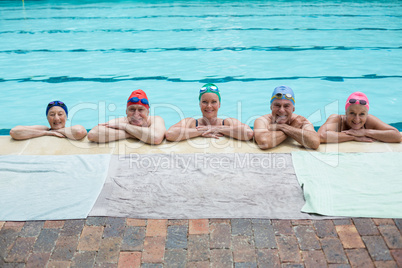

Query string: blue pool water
0 0 401 133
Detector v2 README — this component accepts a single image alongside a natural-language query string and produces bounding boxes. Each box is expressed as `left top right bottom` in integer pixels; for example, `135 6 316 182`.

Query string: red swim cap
345 92 369 112
127 89 150 110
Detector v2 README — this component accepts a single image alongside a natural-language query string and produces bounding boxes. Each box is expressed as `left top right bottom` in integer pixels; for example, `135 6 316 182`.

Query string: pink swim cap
345 92 369 112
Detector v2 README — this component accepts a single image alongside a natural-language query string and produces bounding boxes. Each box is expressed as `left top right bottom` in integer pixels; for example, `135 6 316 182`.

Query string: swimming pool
1 0 401 133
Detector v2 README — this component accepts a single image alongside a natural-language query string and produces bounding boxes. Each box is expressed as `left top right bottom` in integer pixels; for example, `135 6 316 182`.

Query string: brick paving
1 218 401 267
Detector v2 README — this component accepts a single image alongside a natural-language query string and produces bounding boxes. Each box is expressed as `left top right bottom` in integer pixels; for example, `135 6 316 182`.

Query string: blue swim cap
270 85 295 106
46 101 68 117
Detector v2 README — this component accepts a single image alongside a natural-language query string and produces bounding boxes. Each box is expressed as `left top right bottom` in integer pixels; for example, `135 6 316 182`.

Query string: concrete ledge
1 135 402 155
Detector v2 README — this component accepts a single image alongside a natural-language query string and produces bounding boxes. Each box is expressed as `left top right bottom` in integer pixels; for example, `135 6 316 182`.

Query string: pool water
0 0 401 132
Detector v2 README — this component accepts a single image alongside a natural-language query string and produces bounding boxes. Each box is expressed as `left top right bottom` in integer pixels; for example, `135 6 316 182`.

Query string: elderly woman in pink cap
318 92 401 143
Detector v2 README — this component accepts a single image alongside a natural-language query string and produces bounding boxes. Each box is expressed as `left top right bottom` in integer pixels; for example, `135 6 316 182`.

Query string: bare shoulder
254 114 270 129
365 115 397 130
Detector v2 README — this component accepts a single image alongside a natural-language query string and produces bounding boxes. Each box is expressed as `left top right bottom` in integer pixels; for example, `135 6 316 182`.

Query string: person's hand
196 126 223 139
343 129 366 137
99 122 127 130
48 130 66 138
353 136 376 142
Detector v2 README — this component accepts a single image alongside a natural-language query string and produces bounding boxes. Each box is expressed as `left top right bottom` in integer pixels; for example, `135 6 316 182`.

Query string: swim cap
199 83 221 103
345 92 369 112
270 85 295 105
127 89 150 110
46 101 68 117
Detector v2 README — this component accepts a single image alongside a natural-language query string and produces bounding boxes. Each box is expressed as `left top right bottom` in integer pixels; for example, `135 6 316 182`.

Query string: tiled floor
1 217 402 267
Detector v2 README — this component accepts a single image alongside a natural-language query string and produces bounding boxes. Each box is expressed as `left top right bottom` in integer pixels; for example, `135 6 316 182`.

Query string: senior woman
318 92 400 143
10 100 87 140
166 83 253 141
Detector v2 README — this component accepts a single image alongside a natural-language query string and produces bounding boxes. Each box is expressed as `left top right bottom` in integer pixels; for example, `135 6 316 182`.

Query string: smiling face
47 106 67 130
126 104 149 126
345 104 368 130
270 99 295 124
199 92 220 119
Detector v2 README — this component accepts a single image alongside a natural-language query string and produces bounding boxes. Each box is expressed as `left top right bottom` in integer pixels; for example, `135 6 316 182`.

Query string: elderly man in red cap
88 89 166 144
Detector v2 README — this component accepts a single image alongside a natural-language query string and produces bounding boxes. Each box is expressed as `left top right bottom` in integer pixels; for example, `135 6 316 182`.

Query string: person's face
126 104 149 126
199 93 220 118
47 106 67 130
345 104 368 130
270 99 295 124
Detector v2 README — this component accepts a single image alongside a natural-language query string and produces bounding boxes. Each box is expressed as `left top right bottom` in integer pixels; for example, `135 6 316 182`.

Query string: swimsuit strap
195 119 198 127
222 119 225 126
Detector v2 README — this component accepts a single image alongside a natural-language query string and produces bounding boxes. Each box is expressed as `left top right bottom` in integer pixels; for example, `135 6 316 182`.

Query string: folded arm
253 117 287 149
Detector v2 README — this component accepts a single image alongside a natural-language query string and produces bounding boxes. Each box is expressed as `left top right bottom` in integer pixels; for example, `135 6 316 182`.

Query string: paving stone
251 219 271 225
141 263 163 268
327 265 351 268
353 218 379 236
372 219 395 226
189 219 209 235
253 221 277 249
44 220 65 229
26 252 51 268
168 220 188 226
313 220 337 238
345 249 375 268
5 237 36 262
321 237 348 264
234 262 257 268
71 251 97 268
378 225 402 249
257 249 280 268
127 219 147 227
210 222 231 249
275 235 301 263
373 260 398 268
47 260 72 267
294 225 320 250
164 249 187 268
302 250 327 268
232 235 256 263
146 219 168 237
121 226 146 251
335 225 365 249
142 236 166 263
33 228 60 252
94 263 116 268
60 219 85 237
86 217 106 227
166 225 187 249
103 217 126 239
77 225 104 251
390 249 402 267
117 251 141 268
0 227 20 259
187 234 210 262
51 235 80 261
185 261 209 268
333 219 352 226
272 220 294 236
20 221 44 237
280 264 304 268
394 219 402 233
3 221 25 230
95 237 122 264
362 236 393 261
210 249 233 268
291 220 313 226
231 219 253 236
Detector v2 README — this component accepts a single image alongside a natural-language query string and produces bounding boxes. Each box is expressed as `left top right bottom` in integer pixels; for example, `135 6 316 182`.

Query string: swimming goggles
47 101 66 107
271 93 295 103
348 99 367 105
200 84 219 93
127 97 150 106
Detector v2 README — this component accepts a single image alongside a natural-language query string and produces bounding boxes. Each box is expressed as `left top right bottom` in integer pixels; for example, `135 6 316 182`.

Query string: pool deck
1 135 402 267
